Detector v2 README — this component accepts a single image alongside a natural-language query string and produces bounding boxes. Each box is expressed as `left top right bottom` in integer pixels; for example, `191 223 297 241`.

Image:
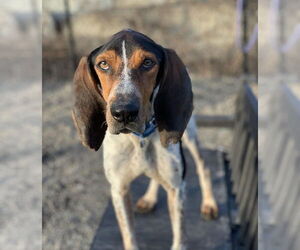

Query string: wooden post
64 0 77 70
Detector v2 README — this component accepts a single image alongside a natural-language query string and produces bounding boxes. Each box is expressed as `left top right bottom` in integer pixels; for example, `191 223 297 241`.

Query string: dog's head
72 29 193 150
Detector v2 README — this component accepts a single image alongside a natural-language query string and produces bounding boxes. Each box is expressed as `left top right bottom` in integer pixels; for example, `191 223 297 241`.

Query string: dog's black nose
111 103 139 124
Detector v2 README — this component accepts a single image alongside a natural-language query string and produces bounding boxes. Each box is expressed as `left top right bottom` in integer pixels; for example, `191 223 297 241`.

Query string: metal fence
225 83 258 250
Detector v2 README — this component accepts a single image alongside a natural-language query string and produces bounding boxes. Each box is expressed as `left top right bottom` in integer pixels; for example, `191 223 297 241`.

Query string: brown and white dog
72 29 218 250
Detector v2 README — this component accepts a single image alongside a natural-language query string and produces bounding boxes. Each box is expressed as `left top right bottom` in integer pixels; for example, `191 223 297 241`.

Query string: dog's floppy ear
72 56 107 151
154 48 193 147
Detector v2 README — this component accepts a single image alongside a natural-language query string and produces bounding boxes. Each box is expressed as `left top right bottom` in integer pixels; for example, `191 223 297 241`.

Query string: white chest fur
102 131 182 188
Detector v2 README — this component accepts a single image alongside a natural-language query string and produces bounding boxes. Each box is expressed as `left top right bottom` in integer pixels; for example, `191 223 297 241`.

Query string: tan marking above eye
93 50 123 102
128 49 158 70
95 50 122 72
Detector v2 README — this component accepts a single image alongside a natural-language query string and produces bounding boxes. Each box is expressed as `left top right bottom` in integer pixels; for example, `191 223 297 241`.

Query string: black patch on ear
87 46 103 89
72 56 107 151
154 48 193 147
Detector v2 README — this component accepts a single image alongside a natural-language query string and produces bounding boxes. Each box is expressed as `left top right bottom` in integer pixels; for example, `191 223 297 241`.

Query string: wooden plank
229 83 258 249
268 139 294 205
280 85 300 149
194 115 235 128
90 150 232 250
259 84 300 250
243 84 258 143
238 153 257 223
236 139 255 204
230 88 245 172
232 130 250 194
276 151 296 218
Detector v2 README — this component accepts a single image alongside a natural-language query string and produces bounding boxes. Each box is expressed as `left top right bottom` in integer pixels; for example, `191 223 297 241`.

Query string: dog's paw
135 198 156 214
201 199 218 220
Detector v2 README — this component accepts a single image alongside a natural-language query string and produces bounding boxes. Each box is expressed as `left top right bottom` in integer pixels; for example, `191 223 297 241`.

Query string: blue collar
132 116 157 138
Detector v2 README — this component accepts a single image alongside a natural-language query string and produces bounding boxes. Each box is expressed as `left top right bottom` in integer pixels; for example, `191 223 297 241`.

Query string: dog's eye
142 59 155 69
98 61 110 71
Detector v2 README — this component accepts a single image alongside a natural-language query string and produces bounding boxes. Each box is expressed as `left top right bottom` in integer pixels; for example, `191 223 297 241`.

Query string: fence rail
195 115 235 128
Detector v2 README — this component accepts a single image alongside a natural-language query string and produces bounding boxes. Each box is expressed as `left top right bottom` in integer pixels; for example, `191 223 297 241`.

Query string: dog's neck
131 84 160 139
131 115 157 139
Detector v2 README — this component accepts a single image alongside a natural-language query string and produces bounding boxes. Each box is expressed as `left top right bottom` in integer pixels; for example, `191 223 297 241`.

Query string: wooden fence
259 84 300 250
225 83 258 250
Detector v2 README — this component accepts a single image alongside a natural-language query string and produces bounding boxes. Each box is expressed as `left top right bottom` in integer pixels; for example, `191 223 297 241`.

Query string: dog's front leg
166 185 187 250
111 186 138 250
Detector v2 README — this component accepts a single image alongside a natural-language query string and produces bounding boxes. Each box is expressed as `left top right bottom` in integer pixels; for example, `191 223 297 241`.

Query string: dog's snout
111 103 139 124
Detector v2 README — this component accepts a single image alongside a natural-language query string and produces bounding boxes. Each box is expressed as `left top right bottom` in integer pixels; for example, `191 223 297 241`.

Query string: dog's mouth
109 121 146 135
119 128 131 134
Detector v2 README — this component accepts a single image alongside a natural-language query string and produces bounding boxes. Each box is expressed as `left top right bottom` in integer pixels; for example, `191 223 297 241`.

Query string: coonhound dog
72 29 217 250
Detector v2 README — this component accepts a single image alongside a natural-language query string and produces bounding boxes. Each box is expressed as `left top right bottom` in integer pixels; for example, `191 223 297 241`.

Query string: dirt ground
0 12 42 249
42 76 242 250
0 81 42 250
